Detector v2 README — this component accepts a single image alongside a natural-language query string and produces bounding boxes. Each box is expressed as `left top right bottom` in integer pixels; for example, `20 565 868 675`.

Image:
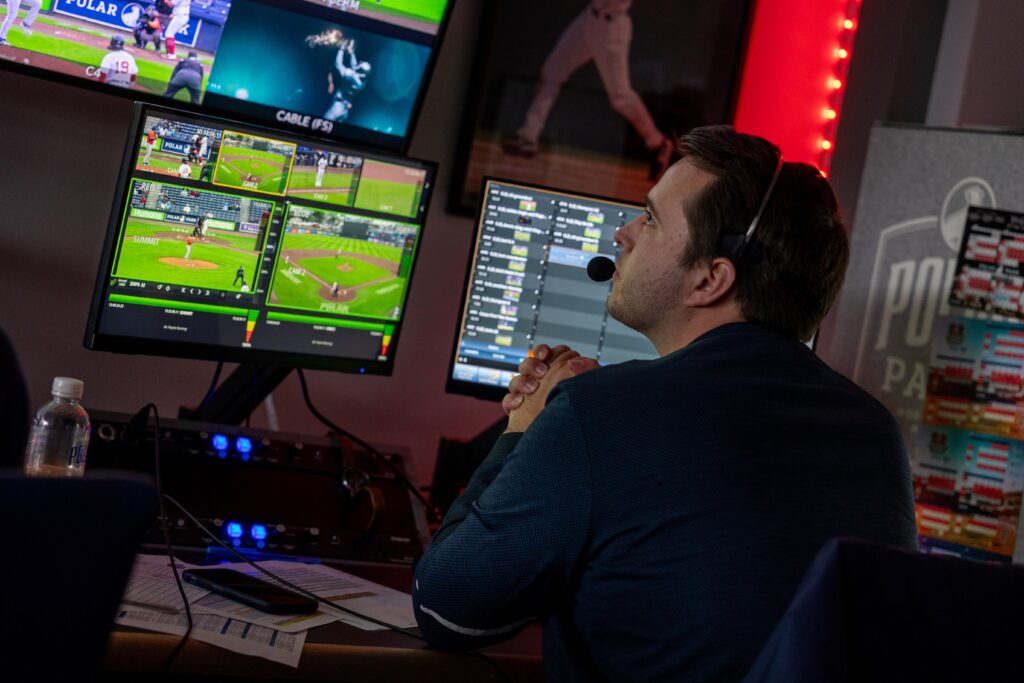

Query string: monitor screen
0 0 451 152
85 102 435 373
447 179 658 400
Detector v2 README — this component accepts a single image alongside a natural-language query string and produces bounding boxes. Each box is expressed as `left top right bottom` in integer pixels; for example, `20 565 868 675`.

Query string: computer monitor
85 102 435 374
0 0 452 152
446 178 658 400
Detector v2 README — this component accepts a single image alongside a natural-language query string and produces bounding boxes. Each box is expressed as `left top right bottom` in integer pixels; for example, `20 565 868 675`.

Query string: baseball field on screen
113 218 262 292
268 232 408 320
286 166 357 207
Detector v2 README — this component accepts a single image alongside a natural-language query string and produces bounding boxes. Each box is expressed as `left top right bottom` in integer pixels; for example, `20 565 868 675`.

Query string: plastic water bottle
23 377 91 477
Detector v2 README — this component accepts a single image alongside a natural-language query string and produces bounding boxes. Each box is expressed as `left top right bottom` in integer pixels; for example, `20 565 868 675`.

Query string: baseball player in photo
163 0 191 59
0 0 40 45
315 154 328 188
184 236 193 260
233 266 246 288
98 35 139 89
178 158 192 179
503 0 673 177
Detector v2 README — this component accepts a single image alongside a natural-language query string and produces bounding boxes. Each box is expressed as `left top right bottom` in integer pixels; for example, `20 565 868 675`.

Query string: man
315 154 328 188
98 35 138 89
413 126 917 682
141 125 160 165
162 0 190 59
233 266 246 288
133 5 162 51
177 157 191 179
0 0 40 46
163 50 203 104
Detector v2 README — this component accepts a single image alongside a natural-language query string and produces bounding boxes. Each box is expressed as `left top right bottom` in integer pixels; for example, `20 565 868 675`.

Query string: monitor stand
179 364 292 425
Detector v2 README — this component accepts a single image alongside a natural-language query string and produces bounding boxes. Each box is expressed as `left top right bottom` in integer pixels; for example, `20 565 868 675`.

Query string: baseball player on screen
163 0 191 59
306 29 372 123
178 158 192 179
0 0 41 46
503 0 673 178
142 125 160 165
98 35 139 89
184 236 193 260
315 154 328 188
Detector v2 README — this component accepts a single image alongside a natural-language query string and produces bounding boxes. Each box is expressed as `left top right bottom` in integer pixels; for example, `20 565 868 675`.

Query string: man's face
607 159 717 334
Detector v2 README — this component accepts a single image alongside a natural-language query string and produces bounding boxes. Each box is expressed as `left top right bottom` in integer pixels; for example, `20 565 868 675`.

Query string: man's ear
684 257 738 308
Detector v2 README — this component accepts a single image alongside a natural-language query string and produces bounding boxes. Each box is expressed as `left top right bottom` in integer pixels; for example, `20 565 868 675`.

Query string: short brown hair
678 125 849 341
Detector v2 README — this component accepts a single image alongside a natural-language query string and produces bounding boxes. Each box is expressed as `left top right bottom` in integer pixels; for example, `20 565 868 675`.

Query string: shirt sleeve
412 389 591 650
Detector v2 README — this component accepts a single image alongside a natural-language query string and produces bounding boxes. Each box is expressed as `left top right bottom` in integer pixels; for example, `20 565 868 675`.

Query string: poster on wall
817 123 1024 563
448 0 751 214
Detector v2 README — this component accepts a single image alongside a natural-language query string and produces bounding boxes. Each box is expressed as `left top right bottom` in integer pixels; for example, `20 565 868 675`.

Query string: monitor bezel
444 175 644 401
84 101 436 375
0 0 454 155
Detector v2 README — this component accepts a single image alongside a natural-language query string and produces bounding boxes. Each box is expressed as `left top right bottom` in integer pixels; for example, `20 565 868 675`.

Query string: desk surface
102 559 544 683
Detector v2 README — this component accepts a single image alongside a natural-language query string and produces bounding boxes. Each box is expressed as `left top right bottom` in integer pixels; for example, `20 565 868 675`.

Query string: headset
718 155 785 265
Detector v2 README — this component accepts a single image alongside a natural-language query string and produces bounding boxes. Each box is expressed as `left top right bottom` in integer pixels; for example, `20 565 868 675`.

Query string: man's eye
643 211 654 226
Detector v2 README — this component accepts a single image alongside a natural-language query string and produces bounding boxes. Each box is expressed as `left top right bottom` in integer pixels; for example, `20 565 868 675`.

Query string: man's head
677 125 848 342
109 34 125 50
608 125 848 348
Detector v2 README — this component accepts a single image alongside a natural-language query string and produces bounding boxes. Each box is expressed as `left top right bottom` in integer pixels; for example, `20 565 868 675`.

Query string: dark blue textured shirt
413 323 917 682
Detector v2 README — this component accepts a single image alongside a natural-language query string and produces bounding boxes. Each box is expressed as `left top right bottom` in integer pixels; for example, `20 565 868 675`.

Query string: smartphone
182 568 319 615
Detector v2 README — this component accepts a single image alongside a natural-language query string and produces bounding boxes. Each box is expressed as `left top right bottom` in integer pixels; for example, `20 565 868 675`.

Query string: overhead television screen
0 0 450 151
86 103 435 373
447 178 658 400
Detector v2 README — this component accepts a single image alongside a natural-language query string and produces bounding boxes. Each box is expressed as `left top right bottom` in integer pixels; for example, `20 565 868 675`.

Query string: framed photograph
449 0 753 214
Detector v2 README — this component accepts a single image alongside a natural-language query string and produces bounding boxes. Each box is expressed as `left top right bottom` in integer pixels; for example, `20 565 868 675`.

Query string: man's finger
507 374 539 396
567 358 601 374
501 392 523 415
518 357 548 378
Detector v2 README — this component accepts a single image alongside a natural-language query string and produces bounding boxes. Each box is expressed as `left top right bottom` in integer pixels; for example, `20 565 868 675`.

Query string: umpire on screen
163 50 204 104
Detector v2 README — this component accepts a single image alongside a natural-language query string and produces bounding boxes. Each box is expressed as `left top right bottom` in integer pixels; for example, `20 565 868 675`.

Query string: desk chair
742 537 1024 683
0 473 158 682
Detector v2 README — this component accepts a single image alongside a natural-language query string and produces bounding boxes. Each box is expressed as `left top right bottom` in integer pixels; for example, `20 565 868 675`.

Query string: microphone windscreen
587 256 616 282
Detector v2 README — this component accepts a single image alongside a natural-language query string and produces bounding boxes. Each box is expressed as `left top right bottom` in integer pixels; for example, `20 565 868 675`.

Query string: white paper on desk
121 554 210 611
193 560 416 632
114 610 306 668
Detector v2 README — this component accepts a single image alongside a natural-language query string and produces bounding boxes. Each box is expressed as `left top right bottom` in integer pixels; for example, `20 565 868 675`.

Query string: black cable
198 361 224 409
161 494 423 638
295 368 442 524
143 403 194 673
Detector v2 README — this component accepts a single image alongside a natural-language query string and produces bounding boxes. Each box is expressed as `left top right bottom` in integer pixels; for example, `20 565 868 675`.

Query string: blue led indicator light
226 522 243 538
217 450 227 460
241 452 251 462
256 541 266 549
236 437 252 453
212 434 229 451
251 524 268 540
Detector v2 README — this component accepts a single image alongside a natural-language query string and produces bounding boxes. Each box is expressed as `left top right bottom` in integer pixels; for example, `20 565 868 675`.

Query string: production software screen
448 179 658 398
87 103 433 372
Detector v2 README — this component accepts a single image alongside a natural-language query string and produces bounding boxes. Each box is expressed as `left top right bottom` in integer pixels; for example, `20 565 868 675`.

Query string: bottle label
68 444 87 467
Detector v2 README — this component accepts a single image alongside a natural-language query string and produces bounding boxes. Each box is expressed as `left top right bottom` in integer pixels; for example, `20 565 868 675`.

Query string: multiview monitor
447 178 659 400
85 102 435 373
0 0 451 152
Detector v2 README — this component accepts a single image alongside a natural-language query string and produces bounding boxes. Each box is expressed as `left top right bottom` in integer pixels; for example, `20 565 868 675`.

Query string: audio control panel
87 410 427 565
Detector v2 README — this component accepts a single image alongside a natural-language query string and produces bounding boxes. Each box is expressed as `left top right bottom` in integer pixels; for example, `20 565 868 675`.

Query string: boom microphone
587 256 616 283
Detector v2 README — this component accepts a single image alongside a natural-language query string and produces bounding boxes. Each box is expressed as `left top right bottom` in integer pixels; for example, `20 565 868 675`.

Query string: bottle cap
52 377 84 399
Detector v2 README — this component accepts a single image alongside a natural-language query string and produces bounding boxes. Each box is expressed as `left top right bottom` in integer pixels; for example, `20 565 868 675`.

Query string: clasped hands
501 344 600 433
